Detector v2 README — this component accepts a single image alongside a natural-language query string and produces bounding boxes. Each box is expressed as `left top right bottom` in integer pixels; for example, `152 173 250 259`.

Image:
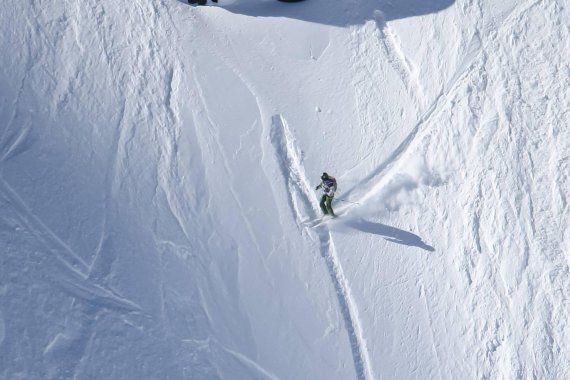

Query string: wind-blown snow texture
1 0 569 378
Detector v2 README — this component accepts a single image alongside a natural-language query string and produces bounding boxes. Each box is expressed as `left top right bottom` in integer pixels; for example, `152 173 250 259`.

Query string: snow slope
1 0 569 378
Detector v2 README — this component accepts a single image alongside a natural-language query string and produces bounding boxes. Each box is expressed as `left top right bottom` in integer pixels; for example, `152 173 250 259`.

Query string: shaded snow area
1 0 569 378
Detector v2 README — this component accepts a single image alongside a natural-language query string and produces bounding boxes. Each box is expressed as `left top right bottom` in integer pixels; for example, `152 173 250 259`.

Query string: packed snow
1 0 569 378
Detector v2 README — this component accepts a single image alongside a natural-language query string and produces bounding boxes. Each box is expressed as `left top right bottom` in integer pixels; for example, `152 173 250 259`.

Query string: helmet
321 172 329 180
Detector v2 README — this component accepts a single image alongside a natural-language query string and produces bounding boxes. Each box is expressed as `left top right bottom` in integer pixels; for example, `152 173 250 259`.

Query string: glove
315 184 321 190
329 192 334 198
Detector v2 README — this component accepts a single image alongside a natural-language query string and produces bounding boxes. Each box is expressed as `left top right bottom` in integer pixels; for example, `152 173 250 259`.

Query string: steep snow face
332 1 570 378
1 0 569 379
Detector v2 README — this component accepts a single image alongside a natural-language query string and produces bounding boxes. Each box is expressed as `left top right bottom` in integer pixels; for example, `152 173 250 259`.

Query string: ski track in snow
270 115 371 380
374 15 424 112
342 14 485 207
191 64 272 277
344 61 477 206
219 344 280 380
269 115 319 224
0 178 143 314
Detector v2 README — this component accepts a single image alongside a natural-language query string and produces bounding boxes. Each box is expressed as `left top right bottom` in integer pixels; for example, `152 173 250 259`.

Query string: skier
315 172 337 217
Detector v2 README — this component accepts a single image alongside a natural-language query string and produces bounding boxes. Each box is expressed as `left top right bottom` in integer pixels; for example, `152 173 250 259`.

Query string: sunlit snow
1 0 569 378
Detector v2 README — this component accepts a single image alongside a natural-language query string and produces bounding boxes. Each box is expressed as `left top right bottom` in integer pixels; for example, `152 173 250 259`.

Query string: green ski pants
320 195 335 216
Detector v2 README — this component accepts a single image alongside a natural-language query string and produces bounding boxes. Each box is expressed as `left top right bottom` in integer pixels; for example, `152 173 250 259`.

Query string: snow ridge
270 115 319 223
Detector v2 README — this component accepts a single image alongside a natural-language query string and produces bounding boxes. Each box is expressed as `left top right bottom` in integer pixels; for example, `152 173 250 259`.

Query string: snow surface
1 0 569 378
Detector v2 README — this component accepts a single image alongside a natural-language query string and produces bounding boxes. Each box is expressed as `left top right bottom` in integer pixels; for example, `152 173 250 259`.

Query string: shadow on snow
344 218 434 252
216 0 456 27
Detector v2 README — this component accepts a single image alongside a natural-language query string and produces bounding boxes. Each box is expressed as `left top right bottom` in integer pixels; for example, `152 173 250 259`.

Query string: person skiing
315 172 337 217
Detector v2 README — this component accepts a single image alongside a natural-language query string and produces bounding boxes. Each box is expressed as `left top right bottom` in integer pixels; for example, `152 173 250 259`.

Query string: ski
302 214 339 228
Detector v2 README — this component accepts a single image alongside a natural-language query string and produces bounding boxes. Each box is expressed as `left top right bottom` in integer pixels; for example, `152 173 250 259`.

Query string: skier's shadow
214 0 456 27
345 218 434 252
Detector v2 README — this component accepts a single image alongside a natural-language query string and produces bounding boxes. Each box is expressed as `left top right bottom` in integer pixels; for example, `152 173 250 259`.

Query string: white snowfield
0 0 568 378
